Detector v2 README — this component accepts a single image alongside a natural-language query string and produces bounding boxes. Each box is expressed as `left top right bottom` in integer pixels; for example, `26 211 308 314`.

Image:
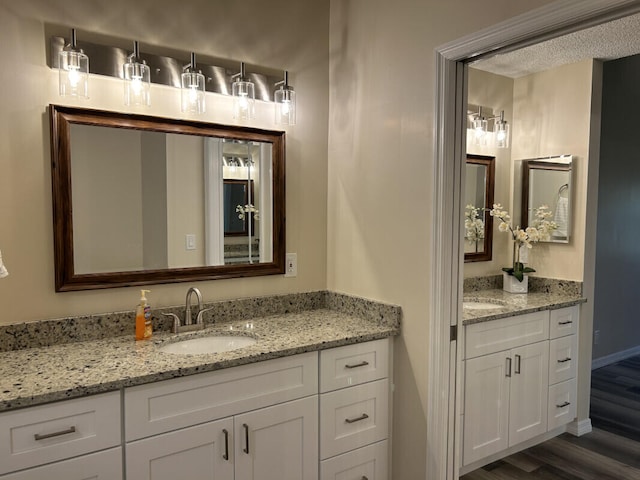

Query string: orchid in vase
489 203 557 282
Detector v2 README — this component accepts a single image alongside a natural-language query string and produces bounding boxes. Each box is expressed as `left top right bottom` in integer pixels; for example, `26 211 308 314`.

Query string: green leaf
523 267 536 273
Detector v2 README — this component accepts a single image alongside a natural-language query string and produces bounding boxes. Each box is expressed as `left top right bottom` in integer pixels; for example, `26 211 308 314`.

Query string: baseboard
566 418 592 437
592 345 640 370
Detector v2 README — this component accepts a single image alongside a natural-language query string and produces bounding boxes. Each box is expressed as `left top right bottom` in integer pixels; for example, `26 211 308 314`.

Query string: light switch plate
285 253 297 277
186 234 196 250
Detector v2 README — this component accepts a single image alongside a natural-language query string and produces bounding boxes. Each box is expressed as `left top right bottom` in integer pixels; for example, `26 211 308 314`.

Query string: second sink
158 335 257 355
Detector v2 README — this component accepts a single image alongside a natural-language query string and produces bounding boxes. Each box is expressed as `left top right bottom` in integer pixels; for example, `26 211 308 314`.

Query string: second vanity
0 292 399 480
460 284 585 474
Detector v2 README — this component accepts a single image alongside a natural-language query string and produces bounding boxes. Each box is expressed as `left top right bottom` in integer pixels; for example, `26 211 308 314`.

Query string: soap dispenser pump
135 289 152 341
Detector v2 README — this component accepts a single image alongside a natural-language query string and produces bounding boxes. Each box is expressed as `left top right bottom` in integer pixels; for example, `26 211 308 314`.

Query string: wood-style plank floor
460 428 640 479
590 354 640 442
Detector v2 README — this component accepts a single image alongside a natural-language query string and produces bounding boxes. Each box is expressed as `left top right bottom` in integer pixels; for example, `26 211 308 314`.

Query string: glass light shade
232 80 255 120
275 88 296 125
495 121 510 148
58 50 89 98
181 71 206 114
472 117 488 146
123 61 151 106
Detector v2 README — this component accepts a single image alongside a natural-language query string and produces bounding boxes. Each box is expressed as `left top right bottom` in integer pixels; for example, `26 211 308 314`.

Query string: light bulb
189 85 198 104
67 67 80 87
280 100 291 116
238 94 249 111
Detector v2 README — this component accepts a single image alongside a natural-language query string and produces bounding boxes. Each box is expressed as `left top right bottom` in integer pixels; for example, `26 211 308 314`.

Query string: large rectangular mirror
464 154 495 262
521 156 572 243
50 105 285 291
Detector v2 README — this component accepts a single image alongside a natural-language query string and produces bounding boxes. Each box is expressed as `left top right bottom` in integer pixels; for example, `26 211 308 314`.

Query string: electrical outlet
285 253 297 277
594 330 600 345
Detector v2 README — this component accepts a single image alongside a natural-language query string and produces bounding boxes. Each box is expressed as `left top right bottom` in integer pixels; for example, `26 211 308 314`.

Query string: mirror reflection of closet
464 154 495 262
521 156 572 243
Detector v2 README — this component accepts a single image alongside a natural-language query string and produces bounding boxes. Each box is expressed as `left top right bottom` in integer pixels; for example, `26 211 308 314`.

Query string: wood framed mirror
49 104 285 291
464 154 495 262
521 156 572 243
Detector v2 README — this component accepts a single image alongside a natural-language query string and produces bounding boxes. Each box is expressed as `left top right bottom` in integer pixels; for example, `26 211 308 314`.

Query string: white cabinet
0 392 122 479
463 306 578 468
319 339 391 480
235 396 318 480
125 352 318 480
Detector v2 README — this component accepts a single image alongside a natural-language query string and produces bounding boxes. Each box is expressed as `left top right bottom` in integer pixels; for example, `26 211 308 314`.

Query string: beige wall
327 1 554 478
0 0 328 321
465 69 514 278
512 60 594 281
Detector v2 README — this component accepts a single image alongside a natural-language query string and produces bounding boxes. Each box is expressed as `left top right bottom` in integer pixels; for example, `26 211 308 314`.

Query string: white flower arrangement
490 203 558 281
464 204 485 247
236 204 260 221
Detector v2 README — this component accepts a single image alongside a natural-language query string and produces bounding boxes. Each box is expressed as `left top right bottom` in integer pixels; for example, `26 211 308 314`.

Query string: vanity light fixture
123 41 151 107
274 71 296 125
494 111 510 149
232 62 255 121
58 28 89 98
471 106 488 146
181 52 206 114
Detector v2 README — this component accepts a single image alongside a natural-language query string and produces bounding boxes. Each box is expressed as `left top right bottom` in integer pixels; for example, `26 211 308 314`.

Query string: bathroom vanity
0 293 399 480
460 287 584 475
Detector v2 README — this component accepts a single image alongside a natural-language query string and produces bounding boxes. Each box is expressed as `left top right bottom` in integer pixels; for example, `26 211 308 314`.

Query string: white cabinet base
320 440 388 480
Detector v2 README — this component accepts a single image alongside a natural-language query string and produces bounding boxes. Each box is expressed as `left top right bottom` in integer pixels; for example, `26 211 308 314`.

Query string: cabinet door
126 417 234 480
509 341 549 446
463 351 510 465
234 396 318 480
320 440 388 480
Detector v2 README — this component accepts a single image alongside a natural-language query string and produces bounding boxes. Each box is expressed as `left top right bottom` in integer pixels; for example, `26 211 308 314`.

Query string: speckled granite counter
463 289 586 325
0 292 400 412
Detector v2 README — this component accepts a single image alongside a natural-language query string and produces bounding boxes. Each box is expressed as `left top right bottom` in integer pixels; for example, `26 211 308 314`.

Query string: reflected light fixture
232 62 255 120
123 41 150 107
472 106 488 146
58 28 89 98
181 52 205 114
494 110 510 149
274 71 296 125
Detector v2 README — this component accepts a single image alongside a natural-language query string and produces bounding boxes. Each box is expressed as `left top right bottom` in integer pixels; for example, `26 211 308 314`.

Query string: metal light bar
50 36 280 101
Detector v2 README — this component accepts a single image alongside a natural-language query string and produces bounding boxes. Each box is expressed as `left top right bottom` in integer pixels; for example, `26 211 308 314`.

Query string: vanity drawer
125 352 318 441
548 378 577 430
320 379 389 460
465 310 549 359
0 392 121 475
0 447 122 480
320 440 388 480
549 306 579 339
320 338 389 393
549 335 578 385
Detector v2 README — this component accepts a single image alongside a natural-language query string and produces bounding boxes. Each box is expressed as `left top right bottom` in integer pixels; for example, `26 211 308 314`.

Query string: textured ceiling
471 13 640 78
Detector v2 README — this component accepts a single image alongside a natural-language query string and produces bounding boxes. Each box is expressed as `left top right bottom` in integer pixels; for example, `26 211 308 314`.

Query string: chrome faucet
162 286 212 334
185 287 202 326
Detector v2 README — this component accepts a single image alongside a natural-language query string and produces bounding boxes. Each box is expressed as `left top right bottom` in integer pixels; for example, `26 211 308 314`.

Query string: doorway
428 1 640 479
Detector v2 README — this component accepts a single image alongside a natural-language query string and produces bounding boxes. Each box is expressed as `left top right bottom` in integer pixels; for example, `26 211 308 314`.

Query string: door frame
427 1 640 479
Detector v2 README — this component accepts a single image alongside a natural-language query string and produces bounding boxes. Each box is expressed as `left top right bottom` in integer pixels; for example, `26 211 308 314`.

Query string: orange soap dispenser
135 289 152 341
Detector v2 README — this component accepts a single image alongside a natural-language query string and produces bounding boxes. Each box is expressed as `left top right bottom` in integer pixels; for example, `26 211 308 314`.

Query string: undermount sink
463 299 507 310
158 335 257 355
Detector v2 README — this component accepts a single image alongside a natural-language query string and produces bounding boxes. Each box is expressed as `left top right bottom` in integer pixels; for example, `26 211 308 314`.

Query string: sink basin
158 335 257 355
463 299 506 310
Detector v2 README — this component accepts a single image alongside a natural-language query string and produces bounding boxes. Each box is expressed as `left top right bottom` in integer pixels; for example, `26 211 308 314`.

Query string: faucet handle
196 307 215 325
162 313 181 333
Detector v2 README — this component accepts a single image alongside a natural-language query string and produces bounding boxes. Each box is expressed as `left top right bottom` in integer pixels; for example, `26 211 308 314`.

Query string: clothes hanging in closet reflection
552 184 569 239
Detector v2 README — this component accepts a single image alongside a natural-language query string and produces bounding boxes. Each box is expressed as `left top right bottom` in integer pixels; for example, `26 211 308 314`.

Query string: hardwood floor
590 354 640 442
460 428 640 479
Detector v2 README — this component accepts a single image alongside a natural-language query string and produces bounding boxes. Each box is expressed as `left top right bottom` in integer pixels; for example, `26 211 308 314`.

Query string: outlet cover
285 253 297 277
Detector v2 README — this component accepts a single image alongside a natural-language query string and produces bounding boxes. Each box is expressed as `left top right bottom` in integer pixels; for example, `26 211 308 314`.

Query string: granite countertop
462 289 586 325
0 307 399 412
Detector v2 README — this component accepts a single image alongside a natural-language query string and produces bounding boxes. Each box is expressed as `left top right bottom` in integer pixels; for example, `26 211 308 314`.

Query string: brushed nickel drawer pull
222 428 229 460
558 357 572 363
556 401 571 408
34 426 76 441
345 413 369 424
506 357 512 377
243 423 250 454
514 354 521 374
558 320 573 325
345 361 369 369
